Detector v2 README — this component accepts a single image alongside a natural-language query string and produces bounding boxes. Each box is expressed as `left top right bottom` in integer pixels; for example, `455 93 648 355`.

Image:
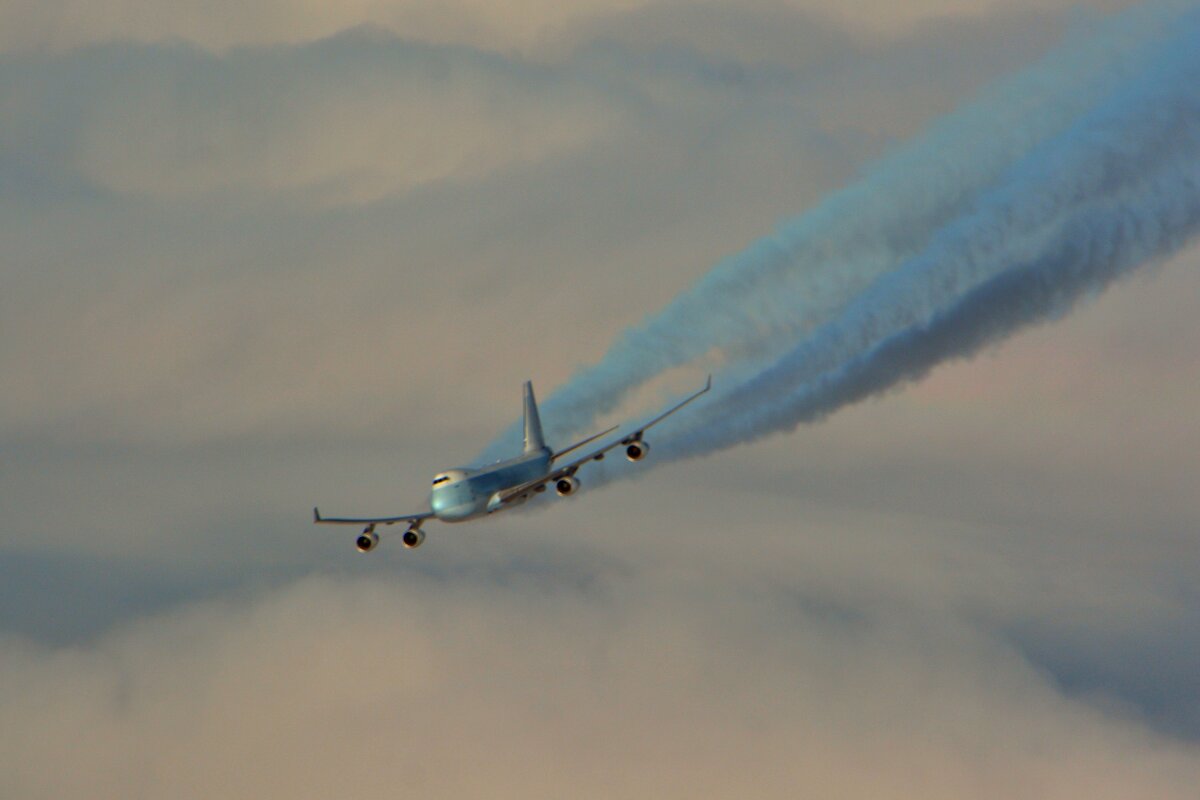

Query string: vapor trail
480 2 1200 476
472 2 1189 463
654 14 1200 462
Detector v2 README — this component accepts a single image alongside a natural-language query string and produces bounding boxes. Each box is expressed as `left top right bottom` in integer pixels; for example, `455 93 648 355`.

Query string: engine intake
402 528 426 549
625 440 650 462
356 528 380 553
555 475 580 496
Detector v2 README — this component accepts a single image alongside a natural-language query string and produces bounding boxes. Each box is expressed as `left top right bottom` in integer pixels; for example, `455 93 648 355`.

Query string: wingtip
313 506 321 523
705 373 712 391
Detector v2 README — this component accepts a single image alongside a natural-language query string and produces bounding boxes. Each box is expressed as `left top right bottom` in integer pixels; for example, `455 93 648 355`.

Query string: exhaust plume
481 2 1200 478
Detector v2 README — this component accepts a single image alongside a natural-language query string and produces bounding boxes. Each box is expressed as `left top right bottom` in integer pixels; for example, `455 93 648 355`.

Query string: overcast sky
2 1 1198 797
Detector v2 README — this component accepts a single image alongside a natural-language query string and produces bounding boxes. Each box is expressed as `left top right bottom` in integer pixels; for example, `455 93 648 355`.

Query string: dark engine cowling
625 440 651 462
555 475 580 496
356 529 380 553
402 528 426 549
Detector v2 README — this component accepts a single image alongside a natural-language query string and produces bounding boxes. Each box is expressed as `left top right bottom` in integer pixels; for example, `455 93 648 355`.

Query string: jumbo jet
313 376 711 552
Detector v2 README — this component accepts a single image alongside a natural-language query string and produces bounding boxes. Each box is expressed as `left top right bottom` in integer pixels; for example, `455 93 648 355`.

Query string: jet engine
625 440 650 461
402 527 426 549
555 475 580 496
356 528 380 553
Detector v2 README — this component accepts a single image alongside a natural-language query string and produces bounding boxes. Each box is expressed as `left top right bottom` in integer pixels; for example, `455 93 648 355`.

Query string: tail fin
523 381 547 454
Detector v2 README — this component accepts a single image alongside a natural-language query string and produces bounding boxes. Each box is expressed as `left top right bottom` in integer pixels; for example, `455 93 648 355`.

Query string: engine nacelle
555 475 580 497
356 528 380 553
625 440 650 462
402 527 426 549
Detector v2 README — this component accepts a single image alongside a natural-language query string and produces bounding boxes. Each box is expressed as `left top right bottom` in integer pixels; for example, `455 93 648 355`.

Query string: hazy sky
2 1 1198 797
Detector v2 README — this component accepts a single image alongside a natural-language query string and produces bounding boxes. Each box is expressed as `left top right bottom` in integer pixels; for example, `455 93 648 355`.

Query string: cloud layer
0 0 1139 53
3 567 1199 799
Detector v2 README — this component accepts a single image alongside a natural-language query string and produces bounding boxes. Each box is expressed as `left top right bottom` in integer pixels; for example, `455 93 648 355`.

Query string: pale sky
2 1 1198 797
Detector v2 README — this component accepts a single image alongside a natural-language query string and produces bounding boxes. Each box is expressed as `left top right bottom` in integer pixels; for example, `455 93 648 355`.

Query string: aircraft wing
313 507 434 526
495 375 711 506
552 425 618 462
625 373 712 435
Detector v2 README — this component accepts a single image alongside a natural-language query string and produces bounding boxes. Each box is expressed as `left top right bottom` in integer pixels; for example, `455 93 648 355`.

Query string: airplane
313 375 711 552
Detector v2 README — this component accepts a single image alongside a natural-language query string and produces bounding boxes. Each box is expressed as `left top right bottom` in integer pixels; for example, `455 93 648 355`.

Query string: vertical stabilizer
523 381 547 454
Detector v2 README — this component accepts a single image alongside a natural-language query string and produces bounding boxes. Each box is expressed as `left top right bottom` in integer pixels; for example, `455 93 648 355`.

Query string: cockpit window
432 476 451 486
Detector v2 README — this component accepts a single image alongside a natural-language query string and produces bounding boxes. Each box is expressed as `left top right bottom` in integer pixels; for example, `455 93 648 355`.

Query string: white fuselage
429 448 552 522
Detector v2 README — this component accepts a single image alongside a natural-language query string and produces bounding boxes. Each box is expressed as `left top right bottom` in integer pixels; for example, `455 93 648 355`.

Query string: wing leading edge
313 507 433 526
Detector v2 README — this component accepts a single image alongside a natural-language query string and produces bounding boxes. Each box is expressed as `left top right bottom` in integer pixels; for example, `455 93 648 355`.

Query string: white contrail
656 13 1200 461
480 2 1200 477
